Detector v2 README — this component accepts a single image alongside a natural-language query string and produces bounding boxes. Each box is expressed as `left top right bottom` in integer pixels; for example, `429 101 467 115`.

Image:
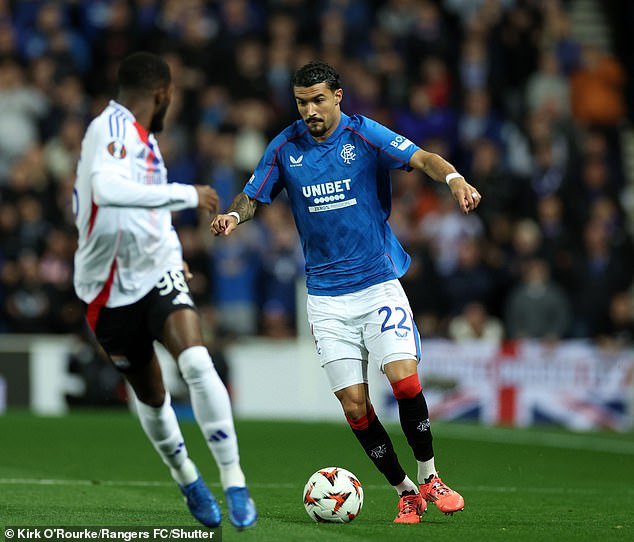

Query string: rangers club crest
340 144 356 164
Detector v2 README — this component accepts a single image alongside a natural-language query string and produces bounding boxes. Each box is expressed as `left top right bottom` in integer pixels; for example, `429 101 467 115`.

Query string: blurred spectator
400 240 446 337
42 73 90 139
525 48 570 119
256 201 303 338
209 221 264 337
419 189 484 276
469 137 527 228
506 218 543 285
457 88 505 172
563 156 620 232
459 34 490 93
541 1 581 76
406 0 449 61
448 301 504 344
443 237 494 316
494 2 542 116
20 1 90 74
504 258 570 341
529 139 567 201
567 219 633 337
377 0 417 40
4 250 52 333
39 227 82 333
0 58 48 179
88 0 138 91
223 38 269 101
534 193 573 282
232 99 270 174
195 123 244 212
43 114 84 182
393 83 457 152
570 42 626 127
595 291 634 350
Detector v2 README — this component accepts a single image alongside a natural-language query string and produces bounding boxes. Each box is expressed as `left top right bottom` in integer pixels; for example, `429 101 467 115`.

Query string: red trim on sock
346 406 376 430
391 374 422 400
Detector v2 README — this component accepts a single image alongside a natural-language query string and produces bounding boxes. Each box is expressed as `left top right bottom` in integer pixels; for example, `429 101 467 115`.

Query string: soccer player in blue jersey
211 61 481 523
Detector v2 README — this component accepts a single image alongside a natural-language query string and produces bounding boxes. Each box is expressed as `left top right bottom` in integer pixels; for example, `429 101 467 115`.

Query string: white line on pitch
1 478 633 495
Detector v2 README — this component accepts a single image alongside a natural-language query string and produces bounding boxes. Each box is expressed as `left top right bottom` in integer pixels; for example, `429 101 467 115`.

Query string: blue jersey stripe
107 108 129 140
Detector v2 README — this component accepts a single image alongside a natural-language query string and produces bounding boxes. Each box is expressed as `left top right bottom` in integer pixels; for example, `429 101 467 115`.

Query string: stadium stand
0 0 632 348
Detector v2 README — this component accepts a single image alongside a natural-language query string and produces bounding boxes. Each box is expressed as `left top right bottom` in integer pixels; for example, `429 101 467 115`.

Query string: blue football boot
224 486 257 529
179 475 222 528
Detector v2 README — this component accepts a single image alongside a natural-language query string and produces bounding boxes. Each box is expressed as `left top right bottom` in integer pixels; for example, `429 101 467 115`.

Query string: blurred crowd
1 0 634 351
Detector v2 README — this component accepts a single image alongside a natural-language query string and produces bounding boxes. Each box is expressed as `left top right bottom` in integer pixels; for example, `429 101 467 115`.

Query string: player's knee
133 388 166 408
345 405 376 430
338 395 371 424
391 373 422 400
178 345 214 383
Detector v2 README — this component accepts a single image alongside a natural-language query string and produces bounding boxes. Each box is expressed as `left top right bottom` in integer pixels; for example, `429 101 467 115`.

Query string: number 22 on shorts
378 306 411 337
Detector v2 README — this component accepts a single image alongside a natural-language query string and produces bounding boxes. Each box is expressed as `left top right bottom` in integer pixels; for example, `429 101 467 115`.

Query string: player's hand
182 260 193 281
211 214 239 236
194 185 219 213
447 177 481 214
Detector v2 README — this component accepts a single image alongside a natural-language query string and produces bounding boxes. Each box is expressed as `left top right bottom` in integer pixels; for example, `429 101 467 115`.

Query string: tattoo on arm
227 192 258 223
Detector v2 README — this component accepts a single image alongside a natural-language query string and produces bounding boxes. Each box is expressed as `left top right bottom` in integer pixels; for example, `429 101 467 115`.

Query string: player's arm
92 172 218 212
409 149 481 214
210 192 259 236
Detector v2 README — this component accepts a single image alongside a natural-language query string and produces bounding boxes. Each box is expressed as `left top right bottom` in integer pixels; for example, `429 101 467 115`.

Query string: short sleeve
356 116 421 171
243 135 287 203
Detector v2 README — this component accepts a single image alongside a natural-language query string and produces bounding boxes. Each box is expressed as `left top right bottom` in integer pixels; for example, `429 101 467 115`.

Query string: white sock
417 458 437 484
134 392 198 486
178 346 246 489
394 475 418 495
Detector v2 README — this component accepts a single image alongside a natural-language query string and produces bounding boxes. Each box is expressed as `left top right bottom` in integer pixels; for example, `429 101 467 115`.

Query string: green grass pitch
1 410 633 541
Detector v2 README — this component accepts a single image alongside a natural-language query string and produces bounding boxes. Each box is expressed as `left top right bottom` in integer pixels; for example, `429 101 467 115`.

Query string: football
303 467 364 523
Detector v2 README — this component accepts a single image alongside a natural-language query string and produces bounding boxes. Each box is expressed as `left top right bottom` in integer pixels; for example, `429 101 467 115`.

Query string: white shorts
307 279 421 392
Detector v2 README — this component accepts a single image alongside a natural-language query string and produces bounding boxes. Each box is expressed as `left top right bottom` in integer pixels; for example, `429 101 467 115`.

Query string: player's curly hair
118 52 171 92
292 61 341 91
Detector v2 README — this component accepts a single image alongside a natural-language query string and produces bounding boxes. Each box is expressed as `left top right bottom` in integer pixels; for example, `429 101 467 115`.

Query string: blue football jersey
243 112 421 296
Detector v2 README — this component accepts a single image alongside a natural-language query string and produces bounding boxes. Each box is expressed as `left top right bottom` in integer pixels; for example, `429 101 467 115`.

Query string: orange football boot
419 474 464 515
394 492 427 523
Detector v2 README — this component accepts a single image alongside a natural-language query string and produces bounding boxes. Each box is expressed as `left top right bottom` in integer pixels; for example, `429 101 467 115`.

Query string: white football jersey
73 100 198 308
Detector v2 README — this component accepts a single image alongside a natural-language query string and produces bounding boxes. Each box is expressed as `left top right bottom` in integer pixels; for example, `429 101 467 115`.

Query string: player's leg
384 358 464 515
90 302 222 529
336 381 412 490
160 306 256 529
326 360 422 523
122 351 222 528
363 279 463 515
123 352 196 485
308 291 421 522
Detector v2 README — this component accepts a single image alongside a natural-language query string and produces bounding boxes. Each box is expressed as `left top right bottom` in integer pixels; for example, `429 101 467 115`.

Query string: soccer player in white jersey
212 62 481 524
73 52 257 530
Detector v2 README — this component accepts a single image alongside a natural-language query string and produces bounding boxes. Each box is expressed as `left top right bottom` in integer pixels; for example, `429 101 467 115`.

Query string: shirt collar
305 111 349 145
109 100 135 121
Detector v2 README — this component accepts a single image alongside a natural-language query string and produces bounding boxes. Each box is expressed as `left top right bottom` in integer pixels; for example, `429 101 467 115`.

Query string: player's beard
150 104 168 133
306 117 327 137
